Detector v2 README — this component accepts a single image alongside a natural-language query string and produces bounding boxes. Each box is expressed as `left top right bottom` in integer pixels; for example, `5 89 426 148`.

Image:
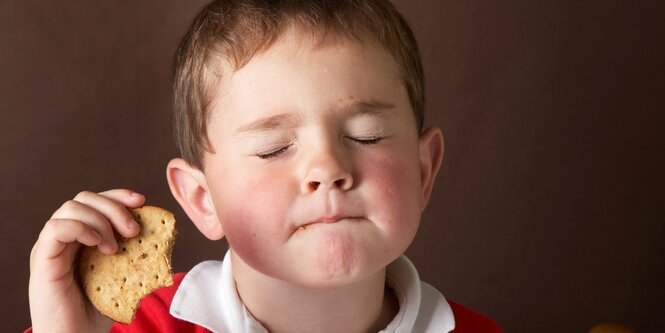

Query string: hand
29 189 145 333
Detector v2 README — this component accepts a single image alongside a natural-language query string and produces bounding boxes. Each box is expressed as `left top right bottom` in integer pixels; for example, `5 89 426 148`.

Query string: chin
295 268 365 289
294 251 388 290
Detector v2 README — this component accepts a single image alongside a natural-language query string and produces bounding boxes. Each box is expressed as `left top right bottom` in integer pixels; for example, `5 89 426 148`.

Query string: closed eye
256 145 291 159
348 136 383 145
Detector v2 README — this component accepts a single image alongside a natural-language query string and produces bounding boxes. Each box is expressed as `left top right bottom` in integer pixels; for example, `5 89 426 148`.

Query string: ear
166 158 225 240
418 127 444 210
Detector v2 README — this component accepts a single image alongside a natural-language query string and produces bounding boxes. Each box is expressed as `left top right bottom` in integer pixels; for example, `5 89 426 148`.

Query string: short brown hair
173 0 424 170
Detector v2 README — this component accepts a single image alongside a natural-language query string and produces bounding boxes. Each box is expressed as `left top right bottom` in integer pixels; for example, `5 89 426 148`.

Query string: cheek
213 168 293 268
363 152 422 237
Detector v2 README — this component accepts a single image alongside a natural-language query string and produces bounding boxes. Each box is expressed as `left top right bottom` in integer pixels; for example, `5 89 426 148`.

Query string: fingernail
101 242 117 254
90 231 102 243
127 219 139 231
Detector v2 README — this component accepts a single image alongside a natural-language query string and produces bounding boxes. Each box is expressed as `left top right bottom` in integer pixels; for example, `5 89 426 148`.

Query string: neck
231 253 399 333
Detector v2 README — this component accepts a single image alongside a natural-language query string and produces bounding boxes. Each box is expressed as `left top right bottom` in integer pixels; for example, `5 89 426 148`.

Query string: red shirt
26 273 503 333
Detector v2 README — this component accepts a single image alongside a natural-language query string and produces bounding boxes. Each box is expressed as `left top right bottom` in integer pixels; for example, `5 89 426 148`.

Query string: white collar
170 251 455 333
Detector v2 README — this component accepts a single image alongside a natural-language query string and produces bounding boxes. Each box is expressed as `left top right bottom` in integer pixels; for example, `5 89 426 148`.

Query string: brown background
1 0 663 332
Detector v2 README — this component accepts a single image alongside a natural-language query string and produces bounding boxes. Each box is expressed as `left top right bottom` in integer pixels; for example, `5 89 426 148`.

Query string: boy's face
201 32 435 287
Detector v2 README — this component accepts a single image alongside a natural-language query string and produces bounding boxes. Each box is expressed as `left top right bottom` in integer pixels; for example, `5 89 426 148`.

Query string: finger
31 219 102 282
98 188 145 208
73 190 144 239
51 199 120 254
98 189 145 236
35 219 103 261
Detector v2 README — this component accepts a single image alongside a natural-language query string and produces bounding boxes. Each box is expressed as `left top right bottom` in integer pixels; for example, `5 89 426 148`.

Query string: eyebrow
235 113 300 134
235 100 396 134
343 100 397 116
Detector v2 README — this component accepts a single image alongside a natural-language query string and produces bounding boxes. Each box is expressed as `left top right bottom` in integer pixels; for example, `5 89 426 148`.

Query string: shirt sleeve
25 273 210 333
448 300 504 333
110 273 211 333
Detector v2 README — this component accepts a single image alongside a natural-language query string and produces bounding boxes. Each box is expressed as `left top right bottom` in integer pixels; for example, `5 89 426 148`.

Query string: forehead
206 30 410 133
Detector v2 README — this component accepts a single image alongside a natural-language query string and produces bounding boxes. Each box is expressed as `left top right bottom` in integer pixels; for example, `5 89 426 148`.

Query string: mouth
296 215 357 231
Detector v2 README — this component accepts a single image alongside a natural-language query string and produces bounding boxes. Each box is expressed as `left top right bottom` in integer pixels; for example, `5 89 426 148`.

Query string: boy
28 0 503 332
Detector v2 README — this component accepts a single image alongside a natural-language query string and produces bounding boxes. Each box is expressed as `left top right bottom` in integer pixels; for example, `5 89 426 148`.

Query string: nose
301 148 354 194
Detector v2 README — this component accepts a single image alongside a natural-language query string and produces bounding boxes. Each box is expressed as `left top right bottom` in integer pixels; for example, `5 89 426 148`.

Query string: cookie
78 206 177 324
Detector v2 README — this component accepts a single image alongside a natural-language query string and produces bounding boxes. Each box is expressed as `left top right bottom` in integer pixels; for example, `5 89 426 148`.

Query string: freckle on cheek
223 211 263 259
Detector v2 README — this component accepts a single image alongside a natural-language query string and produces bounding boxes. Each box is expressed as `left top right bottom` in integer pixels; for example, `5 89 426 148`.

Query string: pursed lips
297 215 356 230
